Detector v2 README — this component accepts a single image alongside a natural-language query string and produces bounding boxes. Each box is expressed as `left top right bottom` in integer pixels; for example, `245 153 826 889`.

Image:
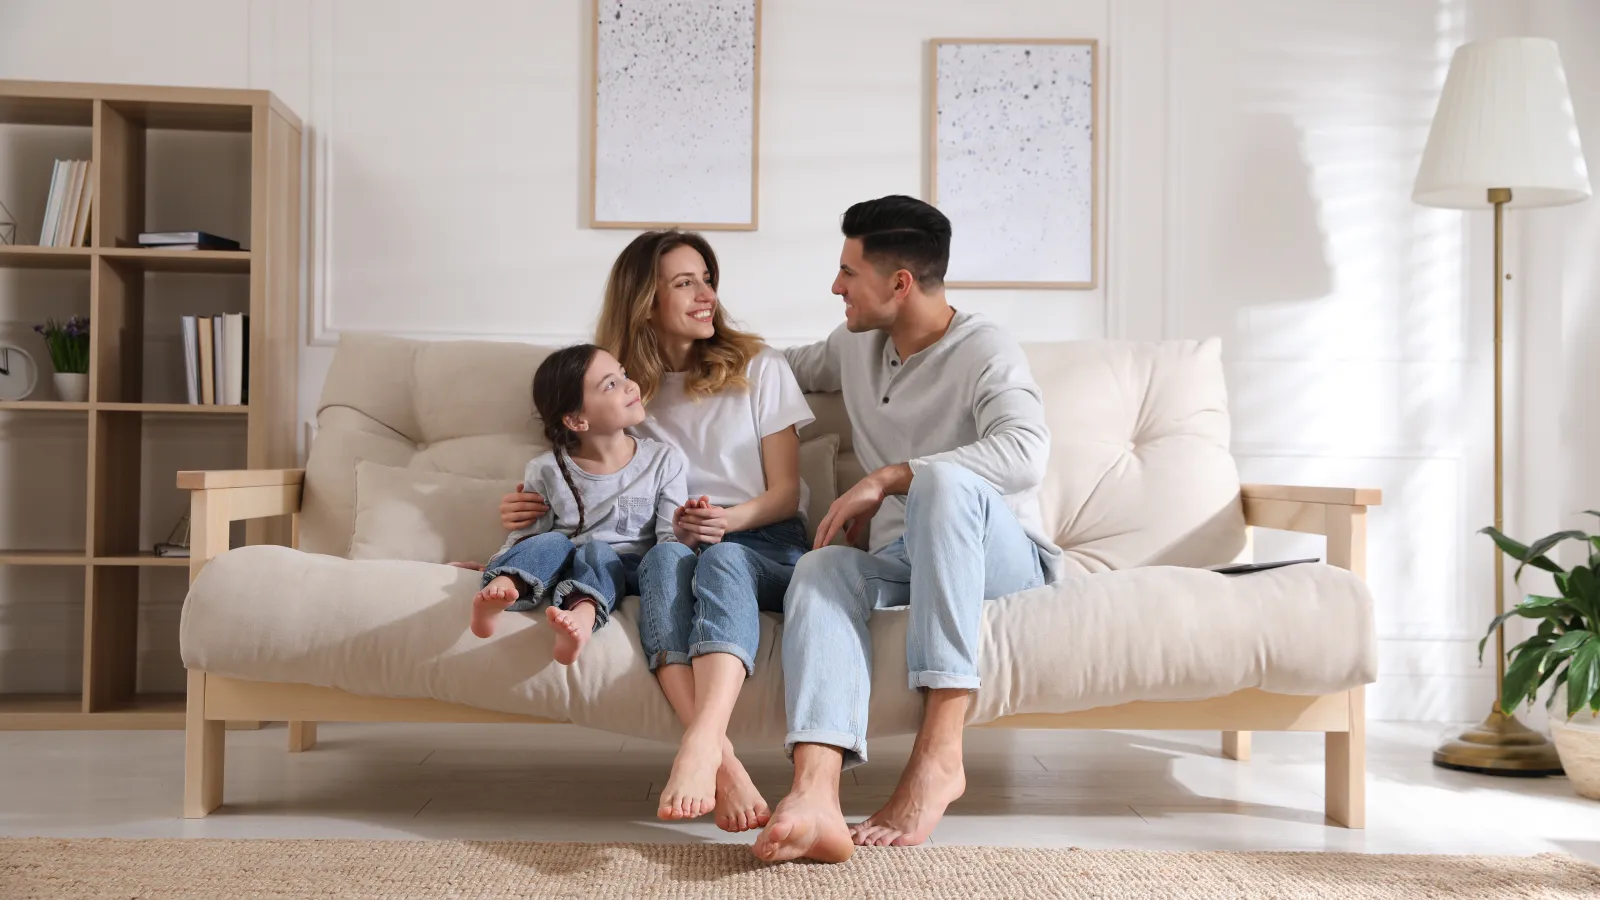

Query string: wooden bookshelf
0 80 302 730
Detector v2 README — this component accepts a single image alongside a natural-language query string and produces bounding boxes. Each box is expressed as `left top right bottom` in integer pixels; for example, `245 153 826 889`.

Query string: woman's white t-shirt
632 347 815 520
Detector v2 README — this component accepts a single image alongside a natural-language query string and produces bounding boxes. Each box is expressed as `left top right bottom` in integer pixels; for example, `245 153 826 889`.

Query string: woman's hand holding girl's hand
499 483 549 531
675 496 728 546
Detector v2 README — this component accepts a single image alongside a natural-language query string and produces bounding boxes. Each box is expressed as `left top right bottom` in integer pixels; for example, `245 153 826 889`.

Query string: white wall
3 0 1594 721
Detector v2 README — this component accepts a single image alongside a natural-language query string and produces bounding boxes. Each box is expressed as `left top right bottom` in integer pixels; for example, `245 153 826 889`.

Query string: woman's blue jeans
636 518 808 676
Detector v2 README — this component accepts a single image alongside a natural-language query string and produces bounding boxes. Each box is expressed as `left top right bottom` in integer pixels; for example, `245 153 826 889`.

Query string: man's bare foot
658 729 721 821
470 576 518 638
752 789 854 863
546 600 596 665
850 745 966 847
713 741 770 832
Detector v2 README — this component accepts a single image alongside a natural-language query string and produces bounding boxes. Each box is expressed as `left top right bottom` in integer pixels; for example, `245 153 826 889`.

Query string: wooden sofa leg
1325 687 1366 828
289 721 318 752
1222 731 1251 761
183 670 224 818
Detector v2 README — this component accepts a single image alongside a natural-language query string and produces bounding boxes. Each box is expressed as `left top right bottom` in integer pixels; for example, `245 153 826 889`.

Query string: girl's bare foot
713 741 770 833
470 576 518 638
546 600 596 665
658 729 722 821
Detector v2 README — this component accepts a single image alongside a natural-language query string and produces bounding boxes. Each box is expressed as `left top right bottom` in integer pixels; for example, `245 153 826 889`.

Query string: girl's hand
671 499 702 548
447 561 485 572
500 484 549 531
676 496 728 546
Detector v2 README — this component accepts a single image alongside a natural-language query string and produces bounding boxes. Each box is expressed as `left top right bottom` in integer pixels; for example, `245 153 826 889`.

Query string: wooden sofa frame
178 469 1379 828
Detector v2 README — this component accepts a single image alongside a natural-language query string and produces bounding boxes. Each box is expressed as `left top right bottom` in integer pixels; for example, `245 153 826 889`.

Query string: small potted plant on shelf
33 316 89 402
1481 517 1600 798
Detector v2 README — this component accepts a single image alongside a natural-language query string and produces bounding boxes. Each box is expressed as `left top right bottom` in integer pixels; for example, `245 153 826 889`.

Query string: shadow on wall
1204 112 1334 312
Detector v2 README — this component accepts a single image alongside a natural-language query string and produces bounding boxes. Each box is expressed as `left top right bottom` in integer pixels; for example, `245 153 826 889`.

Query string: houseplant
1481 517 1600 797
34 316 89 402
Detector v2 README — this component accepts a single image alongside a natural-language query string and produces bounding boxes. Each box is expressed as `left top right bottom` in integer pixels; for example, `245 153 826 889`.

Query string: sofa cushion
349 461 513 564
797 433 839 545
181 546 1377 747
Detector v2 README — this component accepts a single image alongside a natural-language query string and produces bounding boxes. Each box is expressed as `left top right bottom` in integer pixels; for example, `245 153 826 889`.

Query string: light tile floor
1 721 1596 862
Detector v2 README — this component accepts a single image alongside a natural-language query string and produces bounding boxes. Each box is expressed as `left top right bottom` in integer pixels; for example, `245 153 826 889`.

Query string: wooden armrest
178 469 305 490
1240 484 1382 507
1240 484 1373 580
185 472 305 581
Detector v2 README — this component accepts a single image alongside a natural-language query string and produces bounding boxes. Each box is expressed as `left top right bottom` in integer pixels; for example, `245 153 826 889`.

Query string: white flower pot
1549 686 1600 800
52 372 88 403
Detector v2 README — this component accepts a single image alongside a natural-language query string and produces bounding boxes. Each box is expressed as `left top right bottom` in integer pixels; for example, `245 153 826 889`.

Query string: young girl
470 343 687 666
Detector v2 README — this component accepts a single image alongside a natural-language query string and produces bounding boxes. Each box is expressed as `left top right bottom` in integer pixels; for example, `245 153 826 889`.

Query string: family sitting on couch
457 195 1062 864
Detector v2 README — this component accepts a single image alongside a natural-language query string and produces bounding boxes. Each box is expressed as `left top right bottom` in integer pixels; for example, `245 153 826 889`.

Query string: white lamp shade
1413 37 1591 209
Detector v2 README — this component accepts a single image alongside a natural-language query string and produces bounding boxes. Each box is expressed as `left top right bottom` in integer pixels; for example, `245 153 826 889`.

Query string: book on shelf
223 314 244 406
197 318 215 405
37 159 94 247
212 317 224 405
181 316 200 405
137 231 241 251
181 313 248 405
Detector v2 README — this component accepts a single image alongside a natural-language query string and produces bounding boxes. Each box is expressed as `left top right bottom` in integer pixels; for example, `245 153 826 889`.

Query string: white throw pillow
798 433 840 546
349 460 514 564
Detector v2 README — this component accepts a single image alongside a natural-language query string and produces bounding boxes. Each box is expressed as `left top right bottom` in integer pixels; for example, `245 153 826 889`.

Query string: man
753 195 1065 863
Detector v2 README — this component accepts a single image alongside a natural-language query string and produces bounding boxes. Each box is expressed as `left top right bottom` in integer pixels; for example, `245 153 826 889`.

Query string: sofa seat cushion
180 546 1376 746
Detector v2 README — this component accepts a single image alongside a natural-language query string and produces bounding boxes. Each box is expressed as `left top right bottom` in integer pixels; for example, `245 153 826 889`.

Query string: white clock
0 343 39 401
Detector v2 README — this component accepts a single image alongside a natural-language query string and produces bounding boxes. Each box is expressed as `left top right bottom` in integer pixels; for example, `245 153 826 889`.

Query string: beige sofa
177 334 1380 827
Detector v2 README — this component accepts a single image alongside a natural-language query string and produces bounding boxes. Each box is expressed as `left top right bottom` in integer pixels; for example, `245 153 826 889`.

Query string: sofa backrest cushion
299 334 1245 573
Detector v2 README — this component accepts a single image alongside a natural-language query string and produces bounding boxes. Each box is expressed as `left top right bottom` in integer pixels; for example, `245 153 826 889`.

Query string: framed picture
929 38 1099 288
590 0 761 231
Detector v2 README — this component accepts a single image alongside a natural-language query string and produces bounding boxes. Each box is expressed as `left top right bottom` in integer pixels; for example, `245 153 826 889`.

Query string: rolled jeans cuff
481 567 548 612
910 670 981 691
647 650 693 672
785 729 869 771
687 641 755 678
553 579 611 631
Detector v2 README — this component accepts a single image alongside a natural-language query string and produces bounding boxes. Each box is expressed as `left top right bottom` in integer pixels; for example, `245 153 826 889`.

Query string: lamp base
1432 708 1564 776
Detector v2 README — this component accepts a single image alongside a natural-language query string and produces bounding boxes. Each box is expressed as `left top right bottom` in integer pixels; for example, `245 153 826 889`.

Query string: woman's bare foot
849 742 966 847
752 789 854 863
470 576 518 638
546 600 596 665
658 729 722 821
713 741 770 832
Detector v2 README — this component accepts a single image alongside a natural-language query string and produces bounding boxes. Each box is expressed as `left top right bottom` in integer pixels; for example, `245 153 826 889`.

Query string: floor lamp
1413 37 1592 774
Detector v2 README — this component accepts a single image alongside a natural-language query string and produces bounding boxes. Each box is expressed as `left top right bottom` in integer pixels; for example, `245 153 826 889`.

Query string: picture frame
928 38 1100 289
589 0 762 231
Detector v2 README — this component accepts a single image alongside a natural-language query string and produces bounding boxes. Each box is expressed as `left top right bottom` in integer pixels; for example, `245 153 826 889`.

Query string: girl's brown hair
595 230 764 404
532 343 602 535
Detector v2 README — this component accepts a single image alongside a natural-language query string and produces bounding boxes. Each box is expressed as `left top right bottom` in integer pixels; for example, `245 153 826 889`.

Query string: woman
500 230 812 833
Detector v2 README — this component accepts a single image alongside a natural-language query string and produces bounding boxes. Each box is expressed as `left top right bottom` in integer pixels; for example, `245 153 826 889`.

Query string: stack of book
138 231 241 252
38 159 94 247
181 314 249 406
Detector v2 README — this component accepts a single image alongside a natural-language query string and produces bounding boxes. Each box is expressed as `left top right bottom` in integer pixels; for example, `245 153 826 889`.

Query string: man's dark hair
840 195 952 289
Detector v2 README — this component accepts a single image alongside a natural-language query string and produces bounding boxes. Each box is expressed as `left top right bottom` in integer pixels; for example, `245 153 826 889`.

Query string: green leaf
1566 566 1600 623
1479 527 1563 575
1502 645 1549 713
1567 642 1600 718
1546 667 1570 711
1517 530 1591 581
1542 631 1593 678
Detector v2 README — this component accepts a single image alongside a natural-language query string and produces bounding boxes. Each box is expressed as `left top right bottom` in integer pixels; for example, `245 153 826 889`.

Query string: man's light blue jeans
782 462 1045 768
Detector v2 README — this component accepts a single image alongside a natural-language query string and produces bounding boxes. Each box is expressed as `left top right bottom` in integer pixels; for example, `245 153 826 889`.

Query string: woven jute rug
3 839 1597 899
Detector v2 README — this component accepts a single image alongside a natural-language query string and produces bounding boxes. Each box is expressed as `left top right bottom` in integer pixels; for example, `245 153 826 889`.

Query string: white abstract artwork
932 40 1098 287
592 0 759 230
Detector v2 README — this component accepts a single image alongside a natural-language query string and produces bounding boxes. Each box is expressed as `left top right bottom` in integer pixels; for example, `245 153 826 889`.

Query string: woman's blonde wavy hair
595 230 764 404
